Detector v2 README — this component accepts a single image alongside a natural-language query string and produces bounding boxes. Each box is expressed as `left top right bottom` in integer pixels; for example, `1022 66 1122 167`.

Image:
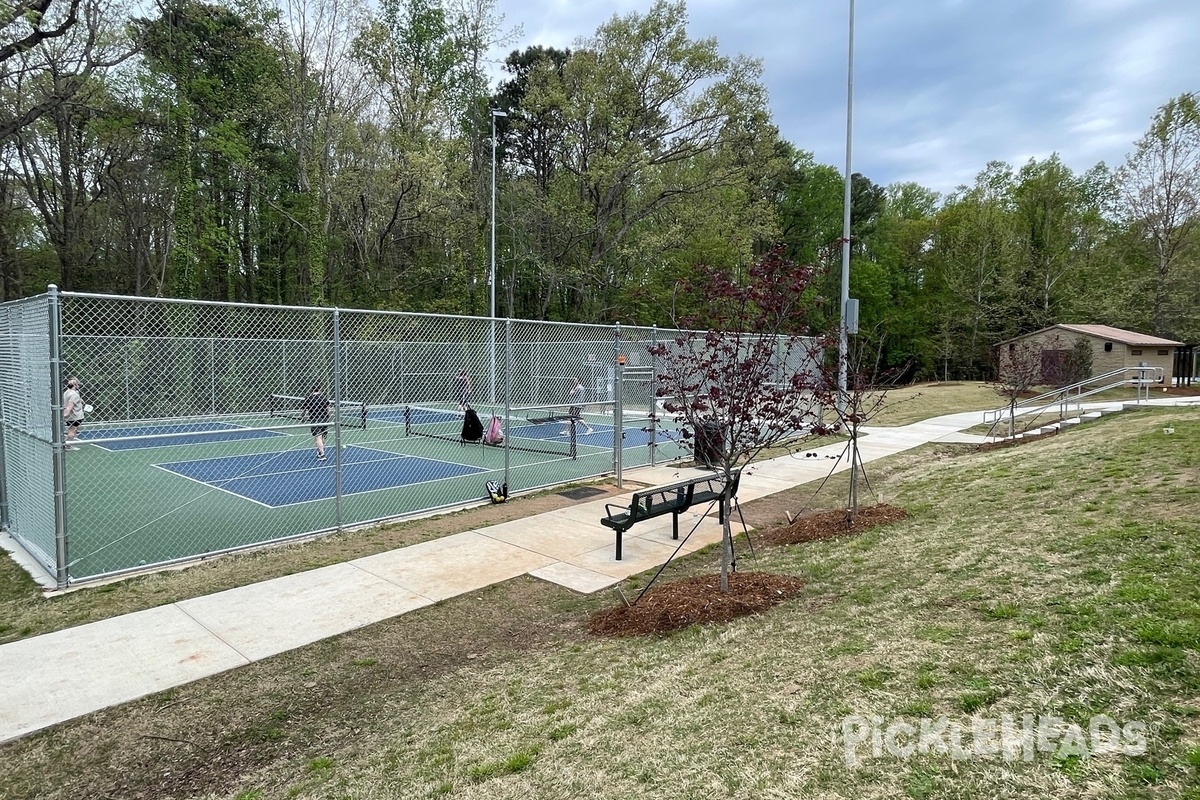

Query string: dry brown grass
869 381 1002 426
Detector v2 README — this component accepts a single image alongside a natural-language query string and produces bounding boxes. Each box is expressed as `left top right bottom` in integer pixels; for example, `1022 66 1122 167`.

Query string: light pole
489 108 508 404
840 0 862 510
838 0 855 411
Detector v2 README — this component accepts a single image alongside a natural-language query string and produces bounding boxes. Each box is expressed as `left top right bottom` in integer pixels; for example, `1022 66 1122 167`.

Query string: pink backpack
484 415 504 445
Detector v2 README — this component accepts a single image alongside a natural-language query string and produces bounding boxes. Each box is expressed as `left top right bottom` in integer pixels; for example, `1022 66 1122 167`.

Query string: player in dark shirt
301 386 331 460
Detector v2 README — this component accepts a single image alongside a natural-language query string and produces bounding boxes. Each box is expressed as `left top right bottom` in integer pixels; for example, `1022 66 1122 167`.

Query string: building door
1041 349 1068 385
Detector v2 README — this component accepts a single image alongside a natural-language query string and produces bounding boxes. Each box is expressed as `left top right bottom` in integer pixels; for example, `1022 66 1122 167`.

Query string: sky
488 0 1200 197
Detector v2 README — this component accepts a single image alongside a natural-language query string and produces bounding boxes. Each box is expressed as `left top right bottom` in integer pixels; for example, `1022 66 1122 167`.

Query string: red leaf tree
649 246 836 591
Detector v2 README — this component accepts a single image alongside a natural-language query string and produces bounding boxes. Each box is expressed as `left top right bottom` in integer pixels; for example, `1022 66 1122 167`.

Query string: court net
269 393 368 428
402 405 581 459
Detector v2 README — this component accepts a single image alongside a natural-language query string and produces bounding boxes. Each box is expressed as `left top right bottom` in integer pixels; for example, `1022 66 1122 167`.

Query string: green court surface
62 406 684 579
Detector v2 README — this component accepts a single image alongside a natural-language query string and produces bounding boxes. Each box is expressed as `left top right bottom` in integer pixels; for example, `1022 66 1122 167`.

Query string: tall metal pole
838 0 855 411
489 109 508 405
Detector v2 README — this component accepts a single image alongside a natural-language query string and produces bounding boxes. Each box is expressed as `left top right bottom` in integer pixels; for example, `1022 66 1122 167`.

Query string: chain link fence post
332 307 344 529
48 285 69 589
504 318 513 491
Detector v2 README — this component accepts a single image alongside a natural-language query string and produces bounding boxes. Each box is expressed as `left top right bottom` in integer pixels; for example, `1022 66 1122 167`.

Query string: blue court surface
156 445 486 507
512 423 679 448
615 426 681 447
81 421 284 451
380 405 678 450
368 407 412 425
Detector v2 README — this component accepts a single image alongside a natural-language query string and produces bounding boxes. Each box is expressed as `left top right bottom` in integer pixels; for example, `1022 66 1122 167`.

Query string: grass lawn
868 381 1002 426
0 397 1198 798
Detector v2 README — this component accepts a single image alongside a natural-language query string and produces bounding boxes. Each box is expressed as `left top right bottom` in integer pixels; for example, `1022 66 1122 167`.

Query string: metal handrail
983 365 1164 436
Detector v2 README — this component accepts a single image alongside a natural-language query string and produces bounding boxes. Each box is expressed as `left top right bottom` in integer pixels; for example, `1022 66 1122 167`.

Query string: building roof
998 324 1185 347
1053 324 1184 347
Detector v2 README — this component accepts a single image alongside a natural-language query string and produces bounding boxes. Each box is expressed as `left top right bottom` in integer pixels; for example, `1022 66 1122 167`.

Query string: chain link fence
0 294 59 575
4 290 735 587
2 289 820 587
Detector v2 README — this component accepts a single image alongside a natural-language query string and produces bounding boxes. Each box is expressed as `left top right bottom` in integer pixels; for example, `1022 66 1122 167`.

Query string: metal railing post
0 303 8 532
614 323 623 486
0 377 7 532
650 325 658 467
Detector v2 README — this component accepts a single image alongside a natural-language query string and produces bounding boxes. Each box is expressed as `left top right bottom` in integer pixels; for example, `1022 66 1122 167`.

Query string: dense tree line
2 0 1197 379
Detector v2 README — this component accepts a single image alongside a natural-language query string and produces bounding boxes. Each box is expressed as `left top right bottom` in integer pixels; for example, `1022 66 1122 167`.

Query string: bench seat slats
600 470 741 559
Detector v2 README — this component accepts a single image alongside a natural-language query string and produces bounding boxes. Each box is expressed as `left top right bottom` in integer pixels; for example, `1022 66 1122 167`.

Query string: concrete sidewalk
1 398 1194 744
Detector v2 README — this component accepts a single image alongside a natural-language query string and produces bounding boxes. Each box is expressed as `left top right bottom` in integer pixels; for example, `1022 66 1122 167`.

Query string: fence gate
1175 345 1195 386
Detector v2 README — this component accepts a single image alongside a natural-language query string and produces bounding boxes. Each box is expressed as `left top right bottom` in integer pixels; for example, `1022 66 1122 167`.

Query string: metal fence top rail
0 292 54 310
54 290 498 323
10 289 815 346
48 290 695 335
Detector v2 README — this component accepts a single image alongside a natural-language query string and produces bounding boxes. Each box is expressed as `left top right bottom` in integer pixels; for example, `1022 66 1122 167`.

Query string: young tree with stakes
818 327 913 516
650 246 835 592
988 334 1068 437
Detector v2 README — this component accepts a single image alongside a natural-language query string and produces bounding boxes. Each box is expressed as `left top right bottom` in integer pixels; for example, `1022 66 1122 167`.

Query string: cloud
491 0 1200 194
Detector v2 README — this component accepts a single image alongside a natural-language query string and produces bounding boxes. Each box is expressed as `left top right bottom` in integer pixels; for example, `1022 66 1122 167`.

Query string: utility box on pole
844 298 859 335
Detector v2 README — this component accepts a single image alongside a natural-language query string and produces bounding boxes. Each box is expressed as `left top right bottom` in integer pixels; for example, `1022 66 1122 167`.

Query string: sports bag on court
461 407 484 442
484 414 504 445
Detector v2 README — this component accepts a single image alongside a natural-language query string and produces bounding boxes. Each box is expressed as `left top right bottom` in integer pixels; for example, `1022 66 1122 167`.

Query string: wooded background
2 0 1197 380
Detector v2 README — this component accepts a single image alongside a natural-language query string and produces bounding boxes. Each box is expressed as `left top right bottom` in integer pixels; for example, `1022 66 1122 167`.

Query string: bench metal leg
672 511 680 540
616 531 623 561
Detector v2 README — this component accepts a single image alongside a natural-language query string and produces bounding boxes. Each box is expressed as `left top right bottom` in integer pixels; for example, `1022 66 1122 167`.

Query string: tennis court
56 400 684 578
2 291 811 586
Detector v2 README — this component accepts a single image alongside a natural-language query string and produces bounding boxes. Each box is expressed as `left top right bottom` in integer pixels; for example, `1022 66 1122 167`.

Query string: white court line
153 445 492 509
149 464 276 509
87 421 287 452
249 462 491 509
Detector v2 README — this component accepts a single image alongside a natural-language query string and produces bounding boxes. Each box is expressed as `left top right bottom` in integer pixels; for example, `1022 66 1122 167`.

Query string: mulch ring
587 571 805 638
976 429 1056 451
759 503 909 546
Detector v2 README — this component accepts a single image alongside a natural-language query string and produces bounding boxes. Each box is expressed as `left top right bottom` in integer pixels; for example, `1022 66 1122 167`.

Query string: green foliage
1117 92 1200 341
493 0 776 322
1065 337 1092 384
3 0 1197 391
